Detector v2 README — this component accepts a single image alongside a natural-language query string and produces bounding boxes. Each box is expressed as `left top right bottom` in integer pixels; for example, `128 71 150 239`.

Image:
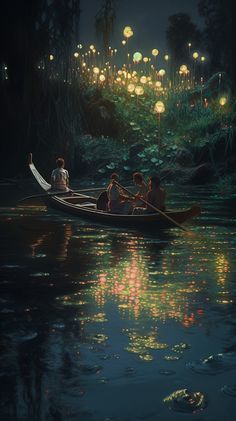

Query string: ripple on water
7 330 38 343
187 352 236 375
163 388 207 413
221 385 236 397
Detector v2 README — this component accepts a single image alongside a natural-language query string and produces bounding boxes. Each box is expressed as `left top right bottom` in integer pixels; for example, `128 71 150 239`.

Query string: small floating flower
163 388 207 413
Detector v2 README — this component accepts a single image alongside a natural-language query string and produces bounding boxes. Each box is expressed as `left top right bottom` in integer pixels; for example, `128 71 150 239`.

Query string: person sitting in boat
146 175 166 212
107 173 132 214
132 172 148 207
51 158 70 192
133 175 166 214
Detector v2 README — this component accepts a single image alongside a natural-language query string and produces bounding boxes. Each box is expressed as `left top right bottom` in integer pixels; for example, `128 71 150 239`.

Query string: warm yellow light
180 64 188 73
154 101 165 113
123 26 133 38
49 54 54 61
140 76 147 84
164 54 169 61
135 86 144 96
99 74 106 82
133 52 142 63
92 49 96 53
127 83 135 93
219 96 227 106
89 44 95 50
116 77 122 82
193 51 199 59
93 67 100 75
143 57 149 63
117 70 123 75
152 49 159 57
155 81 162 87
122 40 126 45
188 42 192 47
74 52 79 58
201 56 206 62
77 44 83 49
158 69 166 77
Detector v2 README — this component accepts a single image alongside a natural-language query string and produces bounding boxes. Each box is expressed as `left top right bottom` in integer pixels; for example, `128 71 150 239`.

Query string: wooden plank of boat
29 158 201 228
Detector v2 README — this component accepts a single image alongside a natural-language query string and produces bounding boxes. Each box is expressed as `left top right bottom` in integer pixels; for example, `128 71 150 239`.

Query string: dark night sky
80 0 204 58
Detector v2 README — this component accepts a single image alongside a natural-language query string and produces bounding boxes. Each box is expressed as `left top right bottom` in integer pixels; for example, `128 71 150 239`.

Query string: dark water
1 184 236 421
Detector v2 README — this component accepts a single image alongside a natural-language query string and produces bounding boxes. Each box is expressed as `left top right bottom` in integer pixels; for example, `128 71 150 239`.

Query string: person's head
149 175 160 189
133 172 143 185
110 172 119 182
56 158 65 168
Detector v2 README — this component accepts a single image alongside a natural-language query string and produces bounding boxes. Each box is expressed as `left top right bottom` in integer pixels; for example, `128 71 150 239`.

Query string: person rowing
132 172 148 207
107 173 132 214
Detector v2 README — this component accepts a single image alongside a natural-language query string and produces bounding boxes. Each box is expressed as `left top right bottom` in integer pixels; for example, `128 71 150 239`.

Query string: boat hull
29 160 201 229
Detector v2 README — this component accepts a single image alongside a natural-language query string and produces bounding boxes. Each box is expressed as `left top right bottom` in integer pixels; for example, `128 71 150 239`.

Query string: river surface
0 183 236 421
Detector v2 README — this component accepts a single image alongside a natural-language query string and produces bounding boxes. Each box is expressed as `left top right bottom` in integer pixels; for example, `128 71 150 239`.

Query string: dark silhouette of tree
166 13 201 69
0 0 82 176
95 0 116 62
198 0 236 83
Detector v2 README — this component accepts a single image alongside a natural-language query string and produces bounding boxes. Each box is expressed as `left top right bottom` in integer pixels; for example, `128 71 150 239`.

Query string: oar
19 188 99 202
19 185 134 203
114 181 189 232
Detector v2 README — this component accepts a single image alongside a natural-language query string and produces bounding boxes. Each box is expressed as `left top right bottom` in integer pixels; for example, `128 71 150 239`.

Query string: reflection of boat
29 157 201 228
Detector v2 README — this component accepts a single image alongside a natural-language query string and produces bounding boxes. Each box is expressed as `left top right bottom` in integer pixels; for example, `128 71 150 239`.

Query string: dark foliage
198 0 236 84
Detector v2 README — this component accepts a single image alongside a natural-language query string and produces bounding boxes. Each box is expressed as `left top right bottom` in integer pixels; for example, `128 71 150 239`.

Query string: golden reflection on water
89 236 207 328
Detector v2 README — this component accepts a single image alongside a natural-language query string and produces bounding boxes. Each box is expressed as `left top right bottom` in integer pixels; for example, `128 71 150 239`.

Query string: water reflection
1 187 236 420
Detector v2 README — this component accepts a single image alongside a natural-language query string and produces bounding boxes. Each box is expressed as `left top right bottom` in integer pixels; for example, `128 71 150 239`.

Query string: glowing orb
133 52 142 63
152 49 159 57
219 97 227 106
127 83 135 93
135 86 144 96
93 67 100 75
193 52 199 59
154 101 165 113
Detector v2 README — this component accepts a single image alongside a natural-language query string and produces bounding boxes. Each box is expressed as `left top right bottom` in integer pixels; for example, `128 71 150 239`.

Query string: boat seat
77 202 97 209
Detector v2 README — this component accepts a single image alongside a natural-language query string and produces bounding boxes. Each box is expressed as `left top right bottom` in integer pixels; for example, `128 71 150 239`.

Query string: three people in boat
107 172 165 214
51 158 70 192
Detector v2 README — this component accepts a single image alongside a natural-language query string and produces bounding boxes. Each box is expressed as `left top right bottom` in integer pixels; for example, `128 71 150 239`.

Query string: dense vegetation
0 0 235 186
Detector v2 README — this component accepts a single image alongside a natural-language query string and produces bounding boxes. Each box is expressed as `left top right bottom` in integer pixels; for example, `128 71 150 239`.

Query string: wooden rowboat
29 158 201 228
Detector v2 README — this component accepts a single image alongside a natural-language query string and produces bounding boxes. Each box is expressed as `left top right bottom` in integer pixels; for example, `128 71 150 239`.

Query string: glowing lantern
188 42 192 47
180 65 188 73
143 57 149 63
135 86 144 96
219 97 227 106
164 54 169 61
154 101 165 147
133 52 142 63
122 40 126 45
117 70 123 75
93 67 100 75
155 81 162 87
116 77 122 82
123 26 133 38
201 56 206 62
154 101 165 113
193 52 199 59
49 54 54 61
77 44 83 49
140 76 147 84
158 69 166 77
74 52 79 58
127 83 135 93
152 49 159 57
89 44 95 50
99 74 106 82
